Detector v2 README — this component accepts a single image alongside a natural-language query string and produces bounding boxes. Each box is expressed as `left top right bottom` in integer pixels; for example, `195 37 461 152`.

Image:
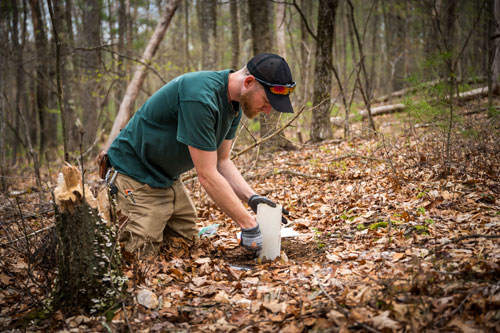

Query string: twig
427 234 500 257
1 225 55 247
183 103 312 183
330 153 386 163
121 299 133 332
236 314 294 332
265 169 323 180
312 270 347 314
312 270 381 333
432 289 477 329
73 45 167 84
231 101 324 160
289 0 317 41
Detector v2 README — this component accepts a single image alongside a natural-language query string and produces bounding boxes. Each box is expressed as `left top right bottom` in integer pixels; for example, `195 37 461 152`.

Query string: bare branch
231 101 323 160
74 46 167 85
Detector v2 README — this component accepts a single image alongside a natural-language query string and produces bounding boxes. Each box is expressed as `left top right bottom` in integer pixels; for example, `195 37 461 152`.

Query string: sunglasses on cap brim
254 77 296 96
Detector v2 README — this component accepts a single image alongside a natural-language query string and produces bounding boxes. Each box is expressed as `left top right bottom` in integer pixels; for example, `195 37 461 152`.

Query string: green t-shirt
108 70 242 188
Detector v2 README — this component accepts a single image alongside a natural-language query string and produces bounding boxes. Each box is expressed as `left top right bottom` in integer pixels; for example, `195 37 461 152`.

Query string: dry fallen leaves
1 112 499 332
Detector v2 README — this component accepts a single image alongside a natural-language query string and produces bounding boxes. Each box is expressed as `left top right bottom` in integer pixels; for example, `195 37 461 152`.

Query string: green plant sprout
369 221 388 230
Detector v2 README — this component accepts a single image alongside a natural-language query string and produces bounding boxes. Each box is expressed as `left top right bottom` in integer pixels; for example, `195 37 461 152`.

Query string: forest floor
0 105 499 332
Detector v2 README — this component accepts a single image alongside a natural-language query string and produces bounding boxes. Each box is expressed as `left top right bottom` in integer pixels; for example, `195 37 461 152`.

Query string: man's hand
247 194 290 224
240 225 263 253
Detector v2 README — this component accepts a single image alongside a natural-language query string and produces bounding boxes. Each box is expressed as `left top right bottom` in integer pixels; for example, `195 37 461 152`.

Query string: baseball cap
247 53 295 113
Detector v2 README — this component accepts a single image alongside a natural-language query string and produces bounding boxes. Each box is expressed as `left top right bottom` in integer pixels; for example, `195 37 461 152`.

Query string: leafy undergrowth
1 111 499 332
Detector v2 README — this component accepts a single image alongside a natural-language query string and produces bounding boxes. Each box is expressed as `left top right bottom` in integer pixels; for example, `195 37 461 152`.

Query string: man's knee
164 220 198 242
119 229 161 255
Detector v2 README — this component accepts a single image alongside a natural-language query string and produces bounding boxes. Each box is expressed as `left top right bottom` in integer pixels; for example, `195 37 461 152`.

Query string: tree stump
52 164 125 315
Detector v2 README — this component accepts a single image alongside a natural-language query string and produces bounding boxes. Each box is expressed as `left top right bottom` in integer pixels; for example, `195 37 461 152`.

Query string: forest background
0 0 496 167
0 0 499 332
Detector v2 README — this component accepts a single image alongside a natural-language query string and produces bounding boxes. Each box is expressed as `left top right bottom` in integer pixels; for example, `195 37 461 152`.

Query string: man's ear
243 75 256 89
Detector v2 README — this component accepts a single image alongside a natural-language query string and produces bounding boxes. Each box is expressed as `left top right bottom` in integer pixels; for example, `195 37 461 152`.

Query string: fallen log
457 86 489 101
359 103 406 118
331 86 490 123
373 76 486 104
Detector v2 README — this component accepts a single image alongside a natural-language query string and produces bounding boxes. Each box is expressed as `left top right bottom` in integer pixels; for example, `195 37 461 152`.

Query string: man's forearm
217 159 255 202
198 168 256 229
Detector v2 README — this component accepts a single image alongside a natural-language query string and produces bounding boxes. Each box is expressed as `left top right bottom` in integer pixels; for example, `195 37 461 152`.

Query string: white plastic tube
256 203 282 260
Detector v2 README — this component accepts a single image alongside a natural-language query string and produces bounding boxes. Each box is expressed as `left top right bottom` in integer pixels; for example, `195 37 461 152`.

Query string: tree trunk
1 6 17 166
248 0 272 53
11 0 24 165
369 0 379 93
51 0 79 154
197 0 217 70
48 0 70 162
105 0 180 150
299 0 313 106
420 2 439 82
125 0 132 74
80 0 102 152
230 0 240 69
0 95 6 192
239 0 252 62
492 0 500 95
347 0 376 132
310 0 338 143
29 0 54 159
384 0 407 92
275 1 287 60
341 2 348 82
53 164 123 315
183 0 192 71
248 0 290 149
116 0 127 109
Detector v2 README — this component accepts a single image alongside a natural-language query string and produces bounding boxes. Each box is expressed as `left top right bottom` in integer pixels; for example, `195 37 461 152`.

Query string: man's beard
240 88 260 119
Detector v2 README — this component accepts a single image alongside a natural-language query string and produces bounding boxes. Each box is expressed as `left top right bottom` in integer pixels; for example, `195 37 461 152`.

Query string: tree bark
197 0 217 70
230 0 240 69
116 0 127 107
0 95 5 192
10 0 43 192
47 0 69 162
248 0 272 54
383 0 407 93
80 0 102 151
369 0 379 93
105 0 180 150
53 164 123 315
240 0 252 62
310 0 338 143
51 0 80 154
248 0 291 149
347 0 376 131
11 0 23 166
492 0 500 95
29 0 56 159
183 0 192 71
275 1 287 60
299 0 313 106
64 0 77 73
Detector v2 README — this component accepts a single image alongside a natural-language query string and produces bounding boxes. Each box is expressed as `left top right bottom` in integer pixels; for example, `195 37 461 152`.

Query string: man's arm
216 140 256 202
217 140 290 224
188 144 256 229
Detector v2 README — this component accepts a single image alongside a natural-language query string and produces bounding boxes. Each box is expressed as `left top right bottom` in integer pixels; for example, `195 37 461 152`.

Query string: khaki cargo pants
114 173 198 254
